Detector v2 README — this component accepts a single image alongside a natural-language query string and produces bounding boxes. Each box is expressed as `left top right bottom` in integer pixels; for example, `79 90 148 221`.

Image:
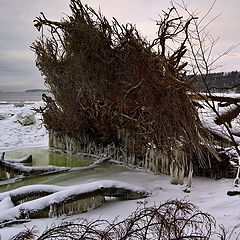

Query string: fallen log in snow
0 160 70 176
214 106 240 127
0 180 149 227
0 154 110 177
188 93 240 104
0 184 64 205
69 157 111 172
227 191 240 196
0 175 24 186
4 154 32 164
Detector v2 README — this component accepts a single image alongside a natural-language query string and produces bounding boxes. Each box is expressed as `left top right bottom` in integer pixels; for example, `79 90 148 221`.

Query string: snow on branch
0 180 149 227
4 154 32 164
0 153 110 178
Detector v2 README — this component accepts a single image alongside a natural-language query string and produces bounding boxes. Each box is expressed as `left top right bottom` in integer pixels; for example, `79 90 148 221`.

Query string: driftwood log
214 106 240 127
188 94 240 126
0 181 149 227
0 185 63 205
227 191 240 196
188 93 240 104
4 154 32 164
0 153 110 177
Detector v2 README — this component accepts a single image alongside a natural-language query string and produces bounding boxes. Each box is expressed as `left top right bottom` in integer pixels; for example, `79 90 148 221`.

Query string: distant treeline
25 89 48 93
194 71 240 93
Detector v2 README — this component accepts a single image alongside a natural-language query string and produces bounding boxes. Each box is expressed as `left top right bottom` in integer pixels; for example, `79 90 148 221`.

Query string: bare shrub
10 227 38 240
13 200 217 240
11 200 240 239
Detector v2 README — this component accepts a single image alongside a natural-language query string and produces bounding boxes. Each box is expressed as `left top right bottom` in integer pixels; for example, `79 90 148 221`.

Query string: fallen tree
0 180 149 227
32 0 221 185
0 184 63 205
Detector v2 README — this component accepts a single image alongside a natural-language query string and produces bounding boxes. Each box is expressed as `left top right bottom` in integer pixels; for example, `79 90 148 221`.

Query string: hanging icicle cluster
48 196 105 218
32 0 216 184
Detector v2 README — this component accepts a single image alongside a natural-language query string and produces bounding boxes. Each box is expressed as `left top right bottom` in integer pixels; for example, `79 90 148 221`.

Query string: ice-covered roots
0 180 149 227
49 130 194 186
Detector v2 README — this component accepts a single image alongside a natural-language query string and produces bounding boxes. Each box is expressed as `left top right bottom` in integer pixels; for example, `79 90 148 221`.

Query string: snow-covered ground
1 171 239 238
0 101 48 151
0 96 240 239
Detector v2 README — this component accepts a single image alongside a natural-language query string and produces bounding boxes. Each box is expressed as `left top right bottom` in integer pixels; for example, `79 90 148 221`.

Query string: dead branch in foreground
10 199 240 240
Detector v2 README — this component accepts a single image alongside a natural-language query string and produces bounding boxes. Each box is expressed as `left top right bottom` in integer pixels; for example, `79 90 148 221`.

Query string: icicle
161 153 170 175
149 148 154 172
144 147 149 169
50 130 193 183
178 167 184 185
170 161 179 185
155 153 159 173
48 204 54 218
187 161 193 187
175 150 185 185
6 171 10 179
25 210 30 219
47 196 106 218
234 158 240 186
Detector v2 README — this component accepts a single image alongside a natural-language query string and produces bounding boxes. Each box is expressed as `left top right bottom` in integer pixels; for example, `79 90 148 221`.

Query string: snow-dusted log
0 156 110 177
4 154 32 164
227 190 240 196
188 93 240 104
69 156 110 172
214 106 240 126
0 184 64 205
0 180 149 227
0 176 24 186
0 160 70 176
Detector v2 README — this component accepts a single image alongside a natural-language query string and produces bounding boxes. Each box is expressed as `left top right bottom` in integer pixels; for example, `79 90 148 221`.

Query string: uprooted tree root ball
10 200 240 240
32 0 218 183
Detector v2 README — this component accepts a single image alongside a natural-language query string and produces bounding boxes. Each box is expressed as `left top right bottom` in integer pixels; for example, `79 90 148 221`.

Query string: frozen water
0 101 48 151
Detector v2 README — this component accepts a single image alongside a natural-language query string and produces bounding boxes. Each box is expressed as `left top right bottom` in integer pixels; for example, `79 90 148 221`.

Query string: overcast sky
0 0 239 92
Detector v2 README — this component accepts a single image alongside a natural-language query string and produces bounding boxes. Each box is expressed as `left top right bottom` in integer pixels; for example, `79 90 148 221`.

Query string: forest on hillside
195 71 240 92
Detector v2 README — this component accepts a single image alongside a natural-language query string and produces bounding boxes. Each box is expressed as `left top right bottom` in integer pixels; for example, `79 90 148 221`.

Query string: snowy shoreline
1 171 239 239
0 101 48 152
0 97 240 239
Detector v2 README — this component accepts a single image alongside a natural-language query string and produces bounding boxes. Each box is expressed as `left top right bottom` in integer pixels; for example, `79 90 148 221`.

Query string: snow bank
0 101 48 151
0 197 14 212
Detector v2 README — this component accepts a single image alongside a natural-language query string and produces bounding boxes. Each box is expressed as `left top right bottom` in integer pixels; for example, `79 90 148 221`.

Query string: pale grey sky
0 0 239 91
